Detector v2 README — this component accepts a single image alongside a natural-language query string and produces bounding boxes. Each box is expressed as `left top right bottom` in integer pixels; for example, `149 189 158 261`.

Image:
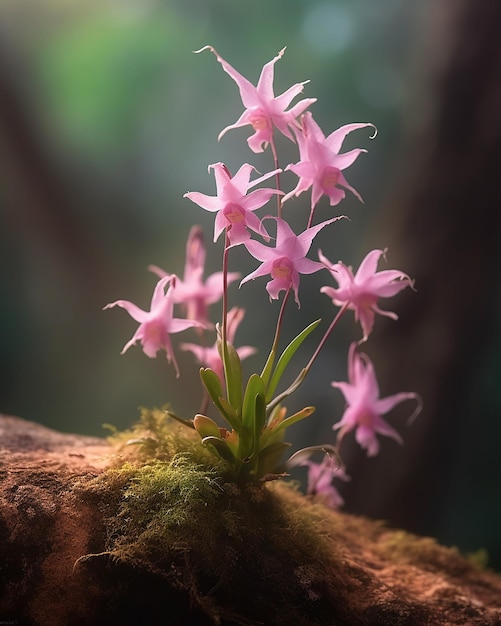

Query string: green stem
222 230 230 348
273 288 290 352
266 303 349 414
304 302 349 373
260 288 290 382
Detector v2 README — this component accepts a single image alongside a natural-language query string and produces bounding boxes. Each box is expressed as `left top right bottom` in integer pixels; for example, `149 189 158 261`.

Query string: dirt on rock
1 414 500 626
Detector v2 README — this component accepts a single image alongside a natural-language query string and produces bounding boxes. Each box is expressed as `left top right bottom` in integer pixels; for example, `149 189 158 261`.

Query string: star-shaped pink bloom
332 343 419 457
319 248 414 342
181 307 256 384
283 112 375 212
104 276 204 377
241 216 342 306
196 46 316 153
301 455 350 509
149 225 239 326
184 163 282 246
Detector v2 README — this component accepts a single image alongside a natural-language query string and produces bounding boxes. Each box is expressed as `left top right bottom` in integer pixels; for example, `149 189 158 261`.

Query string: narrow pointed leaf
260 346 277 389
258 416 286 453
217 397 241 431
242 374 266 430
239 373 266 460
266 319 321 402
254 392 267 447
221 340 243 413
164 410 195 429
240 391 267 463
199 367 241 430
271 406 315 434
267 367 309 414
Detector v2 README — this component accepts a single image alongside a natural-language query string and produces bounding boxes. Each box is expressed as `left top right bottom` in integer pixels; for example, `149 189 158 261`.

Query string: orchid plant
105 47 421 501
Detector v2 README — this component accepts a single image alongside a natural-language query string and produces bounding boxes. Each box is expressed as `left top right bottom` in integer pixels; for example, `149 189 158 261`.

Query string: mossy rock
75 410 346 625
1 413 501 626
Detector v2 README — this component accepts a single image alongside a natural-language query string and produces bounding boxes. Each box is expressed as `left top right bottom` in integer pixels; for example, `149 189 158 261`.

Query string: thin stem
306 205 316 229
220 229 236 405
266 304 349 415
304 302 349 373
221 230 230 347
271 288 290 354
269 134 282 218
260 288 291 383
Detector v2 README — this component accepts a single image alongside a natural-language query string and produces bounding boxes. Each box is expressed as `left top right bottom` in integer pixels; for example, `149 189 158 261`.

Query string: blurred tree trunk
0 43 107 295
342 0 501 553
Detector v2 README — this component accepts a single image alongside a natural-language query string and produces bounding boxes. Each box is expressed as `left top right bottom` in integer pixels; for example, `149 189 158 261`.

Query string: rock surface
1 414 501 625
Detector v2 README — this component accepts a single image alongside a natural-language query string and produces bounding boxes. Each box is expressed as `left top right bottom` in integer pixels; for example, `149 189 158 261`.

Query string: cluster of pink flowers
105 47 420 504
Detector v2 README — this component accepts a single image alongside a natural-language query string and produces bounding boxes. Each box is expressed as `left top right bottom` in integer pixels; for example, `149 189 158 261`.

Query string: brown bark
1 414 501 625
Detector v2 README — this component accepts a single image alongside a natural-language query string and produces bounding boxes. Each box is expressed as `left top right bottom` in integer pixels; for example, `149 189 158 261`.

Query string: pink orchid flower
332 343 420 457
181 307 256 384
283 112 375 215
148 225 239 327
319 248 414 342
184 163 282 246
196 46 316 153
302 455 350 509
241 216 342 306
104 276 205 377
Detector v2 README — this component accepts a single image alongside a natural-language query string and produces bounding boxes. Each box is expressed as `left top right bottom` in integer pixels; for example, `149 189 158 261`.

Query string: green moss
68 409 501 623
76 408 346 625
465 548 490 570
375 529 483 577
104 406 221 465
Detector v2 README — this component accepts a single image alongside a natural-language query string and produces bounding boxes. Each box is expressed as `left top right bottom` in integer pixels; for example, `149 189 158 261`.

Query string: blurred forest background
1 0 501 569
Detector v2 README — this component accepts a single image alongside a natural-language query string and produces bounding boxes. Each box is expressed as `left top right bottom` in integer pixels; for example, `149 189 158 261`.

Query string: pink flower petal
332 345 418 457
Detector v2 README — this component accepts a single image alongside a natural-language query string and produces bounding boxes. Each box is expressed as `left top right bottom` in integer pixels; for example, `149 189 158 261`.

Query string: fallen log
1 414 500 625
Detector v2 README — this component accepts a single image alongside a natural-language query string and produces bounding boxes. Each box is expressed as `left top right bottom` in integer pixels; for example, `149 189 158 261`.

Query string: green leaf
254 392 267 449
221 340 243 414
270 406 315 435
164 409 195 429
201 436 235 463
266 319 321 402
257 440 291 476
266 367 308 414
193 414 221 439
238 373 266 459
199 368 240 430
260 345 277 389
217 397 241 431
200 367 223 403
258 415 286 455
242 374 266 431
